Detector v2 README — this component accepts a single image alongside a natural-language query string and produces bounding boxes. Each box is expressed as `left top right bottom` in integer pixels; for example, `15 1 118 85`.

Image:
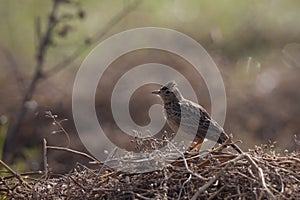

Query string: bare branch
0 159 32 189
45 0 141 77
43 138 49 179
45 111 71 148
5 0 61 160
46 145 99 163
245 153 276 199
4 1 142 162
191 153 246 200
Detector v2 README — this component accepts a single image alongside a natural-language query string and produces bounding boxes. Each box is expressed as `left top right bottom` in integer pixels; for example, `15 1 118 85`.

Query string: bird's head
152 81 184 103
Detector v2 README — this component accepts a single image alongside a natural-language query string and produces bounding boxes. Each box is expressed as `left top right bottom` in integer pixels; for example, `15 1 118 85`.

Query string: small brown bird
152 81 242 154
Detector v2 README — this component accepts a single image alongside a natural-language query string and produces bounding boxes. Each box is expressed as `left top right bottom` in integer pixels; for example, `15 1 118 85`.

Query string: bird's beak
152 90 160 94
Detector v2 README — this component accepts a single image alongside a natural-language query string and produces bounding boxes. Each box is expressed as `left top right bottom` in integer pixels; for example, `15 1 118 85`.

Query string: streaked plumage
152 81 242 154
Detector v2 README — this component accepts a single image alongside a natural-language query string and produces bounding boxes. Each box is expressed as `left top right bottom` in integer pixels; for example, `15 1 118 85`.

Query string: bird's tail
218 132 243 154
230 143 243 154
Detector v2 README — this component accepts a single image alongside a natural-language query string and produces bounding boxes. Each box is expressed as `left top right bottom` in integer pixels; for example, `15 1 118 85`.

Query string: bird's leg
188 137 204 152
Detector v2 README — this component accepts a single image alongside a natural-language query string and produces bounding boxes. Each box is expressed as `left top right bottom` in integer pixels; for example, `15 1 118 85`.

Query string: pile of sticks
0 142 299 199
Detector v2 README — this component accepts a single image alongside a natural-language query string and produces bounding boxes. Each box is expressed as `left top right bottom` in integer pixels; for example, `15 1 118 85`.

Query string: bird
152 81 243 154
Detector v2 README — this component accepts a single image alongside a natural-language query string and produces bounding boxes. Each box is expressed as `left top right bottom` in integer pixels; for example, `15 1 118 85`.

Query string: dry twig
46 145 99 163
0 160 31 189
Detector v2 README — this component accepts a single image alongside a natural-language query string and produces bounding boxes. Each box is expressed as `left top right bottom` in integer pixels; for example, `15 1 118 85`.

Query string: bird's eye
161 87 167 91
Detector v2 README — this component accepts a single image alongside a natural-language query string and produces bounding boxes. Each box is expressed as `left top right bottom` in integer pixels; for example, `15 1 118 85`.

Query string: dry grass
0 140 299 200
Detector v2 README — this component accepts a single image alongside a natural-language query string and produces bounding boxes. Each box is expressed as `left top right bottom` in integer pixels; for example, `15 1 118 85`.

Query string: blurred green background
0 0 300 172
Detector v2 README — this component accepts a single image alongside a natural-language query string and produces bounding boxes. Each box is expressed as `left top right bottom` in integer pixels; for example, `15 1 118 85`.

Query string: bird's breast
164 103 181 131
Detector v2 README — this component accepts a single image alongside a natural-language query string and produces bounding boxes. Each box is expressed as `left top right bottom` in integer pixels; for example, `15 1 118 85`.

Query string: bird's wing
179 100 227 142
